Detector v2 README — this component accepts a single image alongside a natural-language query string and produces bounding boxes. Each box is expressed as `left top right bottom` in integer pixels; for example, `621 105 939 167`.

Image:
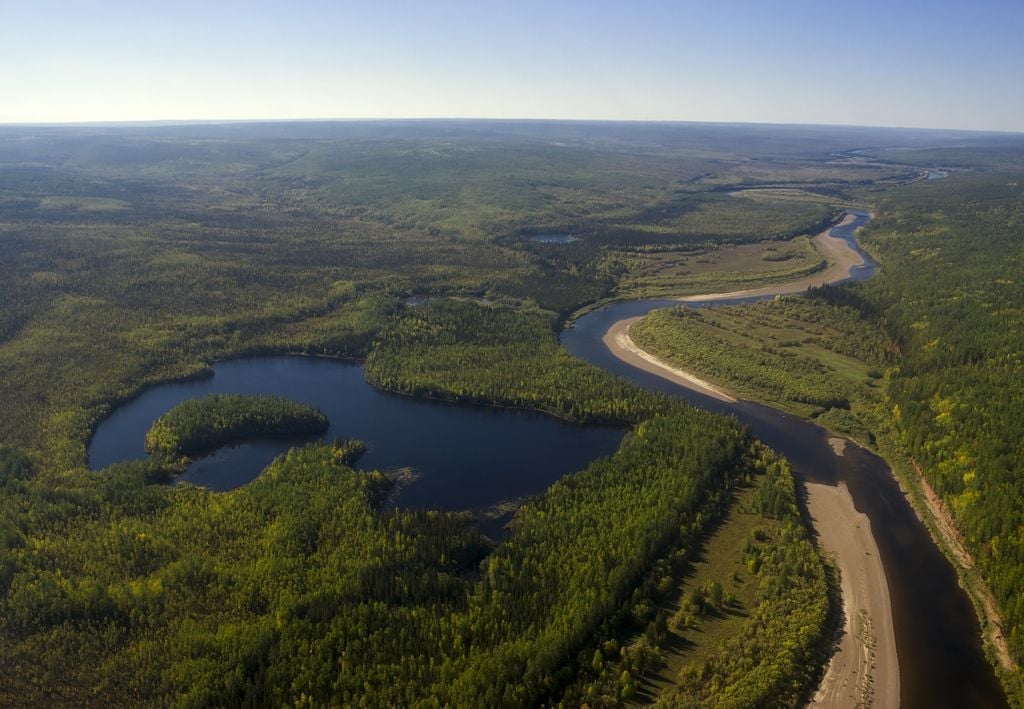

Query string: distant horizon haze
1 116 1021 136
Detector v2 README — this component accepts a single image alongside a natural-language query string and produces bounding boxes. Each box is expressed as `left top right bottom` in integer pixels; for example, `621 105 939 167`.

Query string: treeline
854 172 1024 675
144 393 329 457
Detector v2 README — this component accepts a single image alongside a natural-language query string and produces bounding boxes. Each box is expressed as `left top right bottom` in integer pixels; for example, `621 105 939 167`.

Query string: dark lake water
561 211 1008 708
88 357 624 536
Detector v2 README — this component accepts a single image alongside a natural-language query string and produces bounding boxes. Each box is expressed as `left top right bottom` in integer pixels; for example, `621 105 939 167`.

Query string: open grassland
630 484 781 703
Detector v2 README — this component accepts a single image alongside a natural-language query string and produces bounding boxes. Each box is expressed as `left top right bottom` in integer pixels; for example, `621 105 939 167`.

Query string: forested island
143 393 329 458
0 121 1022 706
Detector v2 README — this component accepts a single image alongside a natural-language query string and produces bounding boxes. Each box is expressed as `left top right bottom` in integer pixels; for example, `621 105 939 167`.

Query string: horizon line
1 116 1022 136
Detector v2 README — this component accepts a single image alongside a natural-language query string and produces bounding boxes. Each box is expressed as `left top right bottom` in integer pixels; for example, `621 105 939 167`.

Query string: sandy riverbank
676 212 864 304
807 471 899 708
603 317 737 402
599 212 902 706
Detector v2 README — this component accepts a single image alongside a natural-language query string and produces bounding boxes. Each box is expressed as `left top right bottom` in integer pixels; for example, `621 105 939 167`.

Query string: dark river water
88 356 624 537
561 211 1008 708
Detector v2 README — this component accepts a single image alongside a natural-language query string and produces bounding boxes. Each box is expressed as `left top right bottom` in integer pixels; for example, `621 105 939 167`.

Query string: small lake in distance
529 234 578 244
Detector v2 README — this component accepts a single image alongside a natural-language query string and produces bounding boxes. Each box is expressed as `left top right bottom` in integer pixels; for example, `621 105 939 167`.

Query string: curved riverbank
562 210 1008 707
603 220 898 705
604 317 736 403
675 212 865 304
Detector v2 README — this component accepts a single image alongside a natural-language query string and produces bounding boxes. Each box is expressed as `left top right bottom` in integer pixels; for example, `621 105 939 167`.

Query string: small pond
529 234 578 244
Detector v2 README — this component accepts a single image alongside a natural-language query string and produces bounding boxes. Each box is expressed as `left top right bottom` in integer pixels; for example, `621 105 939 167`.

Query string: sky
2 0 1023 131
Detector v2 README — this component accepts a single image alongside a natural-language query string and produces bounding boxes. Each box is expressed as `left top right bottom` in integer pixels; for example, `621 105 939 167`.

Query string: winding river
87 211 1009 706
562 212 1008 707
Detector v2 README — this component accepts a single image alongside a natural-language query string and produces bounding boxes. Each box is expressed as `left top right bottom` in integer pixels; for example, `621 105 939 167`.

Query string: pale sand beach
808 473 900 708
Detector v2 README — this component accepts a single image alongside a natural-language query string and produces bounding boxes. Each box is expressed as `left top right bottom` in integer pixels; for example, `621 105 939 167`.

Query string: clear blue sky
2 0 1022 131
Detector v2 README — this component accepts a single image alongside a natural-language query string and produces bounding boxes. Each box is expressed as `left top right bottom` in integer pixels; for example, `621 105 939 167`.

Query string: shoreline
603 317 737 403
807 474 899 708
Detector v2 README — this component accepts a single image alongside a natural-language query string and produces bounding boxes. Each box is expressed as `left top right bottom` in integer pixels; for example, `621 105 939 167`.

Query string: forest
855 170 1024 672
144 394 329 458
0 302 835 706
1 121 1022 705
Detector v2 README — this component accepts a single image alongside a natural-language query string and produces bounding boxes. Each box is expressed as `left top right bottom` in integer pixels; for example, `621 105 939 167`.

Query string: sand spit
808 477 900 708
603 317 737 403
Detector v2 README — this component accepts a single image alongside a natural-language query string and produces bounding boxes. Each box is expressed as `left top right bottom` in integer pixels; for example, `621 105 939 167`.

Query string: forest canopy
144 393 329 458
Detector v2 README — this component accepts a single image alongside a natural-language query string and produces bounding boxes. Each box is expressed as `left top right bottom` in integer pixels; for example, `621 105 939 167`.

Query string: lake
529 234 578 244
88 356 624 536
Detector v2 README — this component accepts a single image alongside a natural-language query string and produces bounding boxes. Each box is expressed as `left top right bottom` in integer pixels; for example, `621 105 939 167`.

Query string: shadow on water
561 212 1008 708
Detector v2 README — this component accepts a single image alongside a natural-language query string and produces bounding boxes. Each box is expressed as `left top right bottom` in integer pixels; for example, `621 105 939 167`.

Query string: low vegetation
611 235 826 300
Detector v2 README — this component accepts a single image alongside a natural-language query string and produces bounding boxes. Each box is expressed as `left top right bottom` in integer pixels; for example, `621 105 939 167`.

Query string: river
561 212 1008 708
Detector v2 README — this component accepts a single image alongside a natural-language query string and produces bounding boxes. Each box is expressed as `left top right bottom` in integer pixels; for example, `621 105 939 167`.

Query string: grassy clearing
629 484 766 704
561 446 831 707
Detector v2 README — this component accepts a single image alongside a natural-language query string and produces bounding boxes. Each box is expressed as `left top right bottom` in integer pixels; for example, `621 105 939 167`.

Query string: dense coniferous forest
1 122 1023 704
366 300 671 424
144 394 329 457
855 170 1024 669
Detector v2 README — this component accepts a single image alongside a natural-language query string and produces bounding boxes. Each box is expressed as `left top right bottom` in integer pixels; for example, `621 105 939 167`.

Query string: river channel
561 212 1007 707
